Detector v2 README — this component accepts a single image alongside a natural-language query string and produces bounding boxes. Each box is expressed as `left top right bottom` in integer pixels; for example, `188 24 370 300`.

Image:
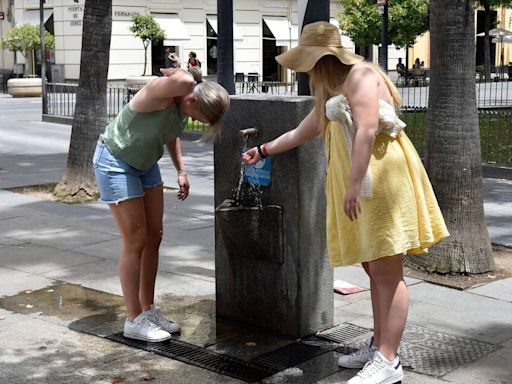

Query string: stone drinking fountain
214 95 333 338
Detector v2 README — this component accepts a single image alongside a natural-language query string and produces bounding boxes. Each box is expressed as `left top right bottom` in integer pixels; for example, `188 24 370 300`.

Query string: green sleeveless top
101 103 188 171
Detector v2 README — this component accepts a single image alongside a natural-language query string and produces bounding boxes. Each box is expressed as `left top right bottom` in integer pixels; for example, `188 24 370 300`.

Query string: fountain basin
215 199 283 264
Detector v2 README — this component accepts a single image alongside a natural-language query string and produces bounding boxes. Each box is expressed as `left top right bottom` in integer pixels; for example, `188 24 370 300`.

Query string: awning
153 14 190 45
263 16 297 46
207 15 217 34
18 9 53 26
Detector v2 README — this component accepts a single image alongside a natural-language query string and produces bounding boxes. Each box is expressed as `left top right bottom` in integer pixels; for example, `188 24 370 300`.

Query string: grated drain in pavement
106 332 334 382
317 322 498 376
251 340 335 371
107 332 276 383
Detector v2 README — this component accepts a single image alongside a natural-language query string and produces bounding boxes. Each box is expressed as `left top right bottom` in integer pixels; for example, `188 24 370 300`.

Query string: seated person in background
413 58 422 69
396 58 406 77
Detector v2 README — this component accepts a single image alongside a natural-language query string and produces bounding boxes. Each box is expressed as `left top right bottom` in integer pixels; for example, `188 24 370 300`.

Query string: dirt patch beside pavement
404 245 512 290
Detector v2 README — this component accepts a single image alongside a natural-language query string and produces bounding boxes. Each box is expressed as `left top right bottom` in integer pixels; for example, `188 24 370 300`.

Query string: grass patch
402 109 512 166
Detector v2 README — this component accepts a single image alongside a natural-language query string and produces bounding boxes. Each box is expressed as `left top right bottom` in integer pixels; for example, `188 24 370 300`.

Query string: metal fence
44 80 512 167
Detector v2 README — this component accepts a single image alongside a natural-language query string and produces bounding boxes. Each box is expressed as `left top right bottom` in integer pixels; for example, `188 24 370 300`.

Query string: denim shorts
93 142 163 204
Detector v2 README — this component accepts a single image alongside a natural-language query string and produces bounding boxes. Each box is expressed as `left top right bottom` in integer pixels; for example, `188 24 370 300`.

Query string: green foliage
403 109 512 165
129 13 166 48
0 24 55 56
338 0 429 47
476 0 512 10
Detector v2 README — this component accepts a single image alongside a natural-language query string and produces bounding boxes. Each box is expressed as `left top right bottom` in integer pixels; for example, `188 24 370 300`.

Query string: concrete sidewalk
1 95 512 384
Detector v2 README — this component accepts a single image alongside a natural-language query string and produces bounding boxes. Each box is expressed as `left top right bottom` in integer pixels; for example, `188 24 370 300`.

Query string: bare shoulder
344 63 380 93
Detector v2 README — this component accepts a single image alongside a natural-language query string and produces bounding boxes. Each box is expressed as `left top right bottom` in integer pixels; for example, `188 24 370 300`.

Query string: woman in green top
93 68 229 342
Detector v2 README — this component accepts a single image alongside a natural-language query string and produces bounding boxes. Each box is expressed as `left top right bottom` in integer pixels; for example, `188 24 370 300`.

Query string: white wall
10 0 357 81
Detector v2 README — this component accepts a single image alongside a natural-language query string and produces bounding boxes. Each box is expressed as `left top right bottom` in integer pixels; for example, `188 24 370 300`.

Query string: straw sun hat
275 21 363 72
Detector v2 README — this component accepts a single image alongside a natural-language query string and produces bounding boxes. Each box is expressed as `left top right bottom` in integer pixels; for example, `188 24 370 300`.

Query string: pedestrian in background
93 69 229 342
187 51 201 69
164 47 181 69
242 21 449 384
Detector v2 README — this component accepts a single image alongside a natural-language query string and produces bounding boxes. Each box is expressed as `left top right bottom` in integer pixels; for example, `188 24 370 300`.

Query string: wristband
257 145 266 159
261 143 269 157
178 170 188 177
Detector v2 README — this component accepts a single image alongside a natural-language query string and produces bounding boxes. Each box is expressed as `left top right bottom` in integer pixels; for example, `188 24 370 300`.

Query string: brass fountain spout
239 128 258 138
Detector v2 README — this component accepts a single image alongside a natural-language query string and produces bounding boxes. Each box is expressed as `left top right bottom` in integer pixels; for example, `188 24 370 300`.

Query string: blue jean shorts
93 142 163 204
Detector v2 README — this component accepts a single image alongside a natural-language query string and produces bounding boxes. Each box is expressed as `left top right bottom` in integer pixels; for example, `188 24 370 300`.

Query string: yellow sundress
324 96 449 267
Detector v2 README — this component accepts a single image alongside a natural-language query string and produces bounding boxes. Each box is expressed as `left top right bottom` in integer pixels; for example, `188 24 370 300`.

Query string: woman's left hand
177 174 190 200
344 184 361 221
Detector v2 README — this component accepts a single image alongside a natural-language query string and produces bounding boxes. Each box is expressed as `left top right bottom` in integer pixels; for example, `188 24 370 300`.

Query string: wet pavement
1 94 512 383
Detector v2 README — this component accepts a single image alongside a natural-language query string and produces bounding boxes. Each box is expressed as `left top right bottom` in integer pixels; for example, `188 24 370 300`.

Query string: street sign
377 0 387 5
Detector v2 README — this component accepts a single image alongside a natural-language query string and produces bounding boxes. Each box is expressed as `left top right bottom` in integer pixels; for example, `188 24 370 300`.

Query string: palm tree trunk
55 0 112 200
406 0 495 274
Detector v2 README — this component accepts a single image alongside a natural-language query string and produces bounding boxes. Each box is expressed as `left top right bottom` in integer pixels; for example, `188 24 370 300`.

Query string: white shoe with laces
347 350 403 384
338 340 377 368
123 312 171 342
145 305 181 334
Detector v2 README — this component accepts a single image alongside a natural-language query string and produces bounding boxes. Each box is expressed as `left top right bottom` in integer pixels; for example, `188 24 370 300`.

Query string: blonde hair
308 56 402 133
193 81 230 141
188 66 203 83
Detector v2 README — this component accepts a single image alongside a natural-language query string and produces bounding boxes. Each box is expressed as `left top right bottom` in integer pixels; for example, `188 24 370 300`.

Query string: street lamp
39 0 47 114
377 0 388 72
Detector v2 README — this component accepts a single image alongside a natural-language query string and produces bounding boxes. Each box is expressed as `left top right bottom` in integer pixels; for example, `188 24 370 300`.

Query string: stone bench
7 78 42 97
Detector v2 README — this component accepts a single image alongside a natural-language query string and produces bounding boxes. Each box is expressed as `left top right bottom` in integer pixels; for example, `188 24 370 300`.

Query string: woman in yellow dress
242 22 449 384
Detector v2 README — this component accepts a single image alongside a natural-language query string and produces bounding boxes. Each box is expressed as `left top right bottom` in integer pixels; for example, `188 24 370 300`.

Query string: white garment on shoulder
325 94 407 197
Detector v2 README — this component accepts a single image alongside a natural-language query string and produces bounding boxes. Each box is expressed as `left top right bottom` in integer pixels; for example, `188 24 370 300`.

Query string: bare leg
362 261 380 348
109 198 148 320
139 185 164 310
367 254 409 361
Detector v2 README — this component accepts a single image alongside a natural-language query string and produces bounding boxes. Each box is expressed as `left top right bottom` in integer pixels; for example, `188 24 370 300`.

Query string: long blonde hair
308 56 401 133
193 81 230 141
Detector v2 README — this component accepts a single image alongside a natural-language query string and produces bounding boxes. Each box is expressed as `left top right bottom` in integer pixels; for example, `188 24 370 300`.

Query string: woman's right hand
241 147 260 165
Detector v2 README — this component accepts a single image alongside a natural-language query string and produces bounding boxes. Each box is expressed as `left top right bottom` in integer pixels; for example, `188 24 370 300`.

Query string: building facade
4 0 359 82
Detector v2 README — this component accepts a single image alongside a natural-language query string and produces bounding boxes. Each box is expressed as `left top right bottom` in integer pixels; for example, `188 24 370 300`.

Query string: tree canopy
129 13 165 75
338 0 429 48
129 13 165 48
1 24 55 57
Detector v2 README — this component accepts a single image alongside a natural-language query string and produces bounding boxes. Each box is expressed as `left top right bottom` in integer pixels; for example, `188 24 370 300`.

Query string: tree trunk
143 41 149 76
406 0 495 274
55 0 112 201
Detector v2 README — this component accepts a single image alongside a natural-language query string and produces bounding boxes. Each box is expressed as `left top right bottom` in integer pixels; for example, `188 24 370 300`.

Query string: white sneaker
145 305 181 334
123 312 172 342
338 341 377 368
347 351 403 384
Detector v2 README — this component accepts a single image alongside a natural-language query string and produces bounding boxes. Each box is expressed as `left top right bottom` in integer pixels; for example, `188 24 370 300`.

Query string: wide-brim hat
275 21 363 72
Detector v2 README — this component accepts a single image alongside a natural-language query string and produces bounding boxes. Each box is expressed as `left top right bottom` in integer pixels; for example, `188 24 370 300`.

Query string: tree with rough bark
54 0 112 201
476 1 512 80
129 13 165 76
406 0 495 274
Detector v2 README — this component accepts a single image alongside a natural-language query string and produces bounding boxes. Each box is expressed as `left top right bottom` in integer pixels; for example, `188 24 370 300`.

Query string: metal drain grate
317 323 498 376
251 341 334 371
107 332 276 382
316 323 373 345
